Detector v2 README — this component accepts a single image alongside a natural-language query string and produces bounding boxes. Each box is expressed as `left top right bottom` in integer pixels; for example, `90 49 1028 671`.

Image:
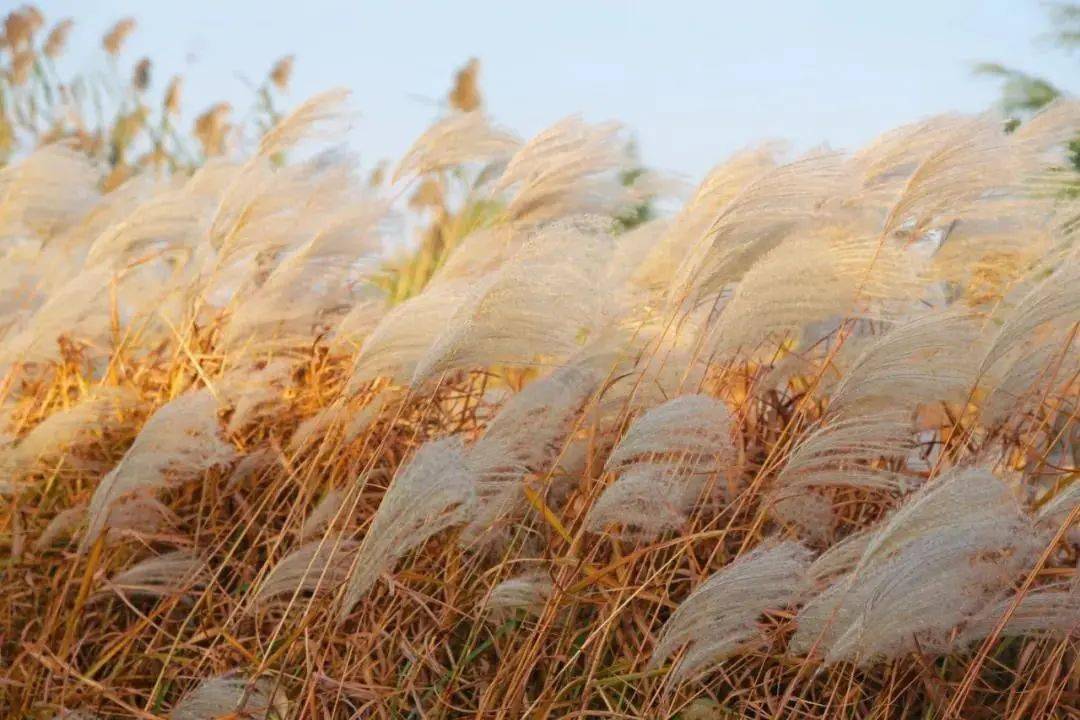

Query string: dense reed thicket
0 8 1078 720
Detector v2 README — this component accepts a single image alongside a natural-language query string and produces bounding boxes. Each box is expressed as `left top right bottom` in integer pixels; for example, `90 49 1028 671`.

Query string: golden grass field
0 6 1078 719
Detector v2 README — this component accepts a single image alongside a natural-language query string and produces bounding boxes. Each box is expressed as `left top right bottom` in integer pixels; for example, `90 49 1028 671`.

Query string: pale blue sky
35 1 1079 180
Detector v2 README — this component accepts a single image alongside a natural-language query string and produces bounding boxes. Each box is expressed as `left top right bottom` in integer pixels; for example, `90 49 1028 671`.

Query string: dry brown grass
1 314 1075 718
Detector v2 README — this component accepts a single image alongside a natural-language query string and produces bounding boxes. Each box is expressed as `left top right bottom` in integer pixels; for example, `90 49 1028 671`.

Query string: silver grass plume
338 436 476 621
347 279 472 386
83 187 215 268
774 410 915 496
334 289 387 346
980 260 1080 376
828 310 985 419
604 394 735 472
593 308 713 420
1036 480 1080 528
82 389 236 551
221 360 295 435
255 535 359 605
300 488 347 541
220 202 386 354
978 260 1080 425
104 491 180 540
929 207 1057 301
229 446 276 479
875 115 1013 238
34 505 86 552
672 151 847 302
589 394 736 539
851 114 974 200
427 224 526 287
0 265 116 367
342 387 403 442
0 144 99 239
705 226 915 358
607 217 671 291
805 527 873 588
394 111 520 182
258 87 352 158
587 464 697 540
411 218 616 386
103 550 206 600
956 582 1080 648
205 154 357 270
462 360 605 543
650 541 813 681
792 466 1041 663
493 116 630 223
170 674 288 720
485 570 554 619
634 145 777 291
0 387 135 474
287 404 347 452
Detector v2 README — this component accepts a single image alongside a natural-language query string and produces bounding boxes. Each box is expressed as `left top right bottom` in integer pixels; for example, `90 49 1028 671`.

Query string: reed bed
0 6 1078 719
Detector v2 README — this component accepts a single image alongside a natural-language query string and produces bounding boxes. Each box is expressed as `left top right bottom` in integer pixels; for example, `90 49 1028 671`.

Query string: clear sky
33 0 1080 181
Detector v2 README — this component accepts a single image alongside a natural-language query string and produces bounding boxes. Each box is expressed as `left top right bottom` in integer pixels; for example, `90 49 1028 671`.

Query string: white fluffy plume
411 219 616 385
650 541 813 681
394 111 520 182
590 395 736 539
338 436 476 620
673 151 847 302
255 536 359 605
347 279 472 386
485 570 553 619
0 144 99 239
792 467 1040 664
104 550 206 600
705 227 914 358
82 390 236 551
828 310 984 419
0 387 135 473
170 675 288 720
463 359 604 542
494 116 629 223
